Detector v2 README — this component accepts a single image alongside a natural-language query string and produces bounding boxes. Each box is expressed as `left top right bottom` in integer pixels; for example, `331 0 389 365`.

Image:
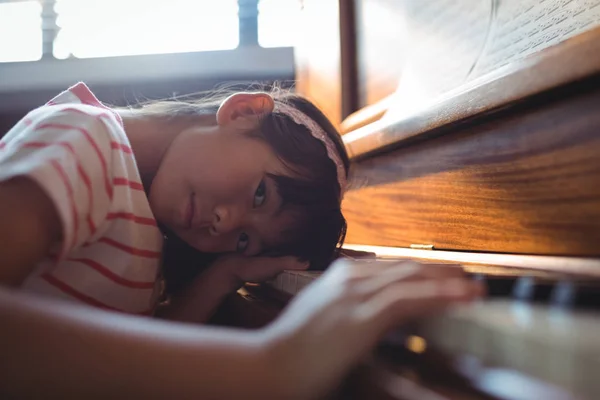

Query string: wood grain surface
342 84 600 256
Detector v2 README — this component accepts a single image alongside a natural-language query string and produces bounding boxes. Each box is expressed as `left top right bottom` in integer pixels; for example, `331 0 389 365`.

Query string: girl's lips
185 194 212 230
183 193 212 229
185 193 195 229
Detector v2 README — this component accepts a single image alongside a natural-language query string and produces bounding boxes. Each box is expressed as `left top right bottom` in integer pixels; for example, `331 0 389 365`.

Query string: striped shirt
0 83 164 314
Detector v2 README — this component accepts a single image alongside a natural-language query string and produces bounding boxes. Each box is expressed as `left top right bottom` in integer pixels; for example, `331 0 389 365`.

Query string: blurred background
0 0 301 132
0 0 402 138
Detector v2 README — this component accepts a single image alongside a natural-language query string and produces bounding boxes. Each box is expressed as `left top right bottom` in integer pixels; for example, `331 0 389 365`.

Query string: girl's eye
253 179 267 208
236 232 250 253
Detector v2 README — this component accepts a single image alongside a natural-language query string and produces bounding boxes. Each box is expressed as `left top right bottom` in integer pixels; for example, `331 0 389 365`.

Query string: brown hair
136 87 349 295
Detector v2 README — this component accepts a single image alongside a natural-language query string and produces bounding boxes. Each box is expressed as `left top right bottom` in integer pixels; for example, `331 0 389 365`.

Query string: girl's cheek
194 233 231 253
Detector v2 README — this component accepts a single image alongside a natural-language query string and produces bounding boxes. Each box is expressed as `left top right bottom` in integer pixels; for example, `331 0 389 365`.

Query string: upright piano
213 1 600 398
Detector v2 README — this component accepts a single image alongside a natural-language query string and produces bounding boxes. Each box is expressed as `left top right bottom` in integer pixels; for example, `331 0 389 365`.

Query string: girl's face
148 95 297 256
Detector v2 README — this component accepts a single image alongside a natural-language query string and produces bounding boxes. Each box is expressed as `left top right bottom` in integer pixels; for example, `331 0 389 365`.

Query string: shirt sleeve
0 105 119 258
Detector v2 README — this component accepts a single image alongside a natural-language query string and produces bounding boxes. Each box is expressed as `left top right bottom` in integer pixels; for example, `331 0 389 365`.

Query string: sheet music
383 0 491 117
383 0 600 121
472 0 600 77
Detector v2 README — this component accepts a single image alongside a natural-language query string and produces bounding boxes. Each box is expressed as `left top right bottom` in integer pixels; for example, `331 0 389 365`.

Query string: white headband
275 102 347 199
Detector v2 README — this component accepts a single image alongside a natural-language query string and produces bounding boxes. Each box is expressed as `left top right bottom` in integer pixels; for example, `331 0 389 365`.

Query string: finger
243 256 309 282
329 259 419 282
363 279 484 332
355 263 422 296
372 262 465 280
416 263 466 278
250 256 307 272
390 278 484 315
340 261 465 295
285 259 311 271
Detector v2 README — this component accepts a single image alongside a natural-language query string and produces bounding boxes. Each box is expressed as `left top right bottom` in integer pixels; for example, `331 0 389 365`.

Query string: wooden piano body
213 1 600 398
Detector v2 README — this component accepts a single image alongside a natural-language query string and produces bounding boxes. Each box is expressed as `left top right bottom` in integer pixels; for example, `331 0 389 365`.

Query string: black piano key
531 281 554 302
576 289 600 309
472 273 518 297
551 280 576 308
550 280 600 309
471 271 600 309
512 276 556 302
513 276 535 300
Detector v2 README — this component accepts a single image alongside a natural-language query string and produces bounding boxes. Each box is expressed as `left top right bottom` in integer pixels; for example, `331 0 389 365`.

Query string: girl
0 82 482 398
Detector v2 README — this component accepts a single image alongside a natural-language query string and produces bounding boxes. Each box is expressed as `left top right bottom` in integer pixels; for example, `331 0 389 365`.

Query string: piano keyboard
408 300 600 399
262 249 600 399
266 246 600 308
267 267 600 309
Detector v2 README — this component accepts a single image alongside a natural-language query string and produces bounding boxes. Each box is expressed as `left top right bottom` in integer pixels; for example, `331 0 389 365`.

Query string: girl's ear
216 92 275 129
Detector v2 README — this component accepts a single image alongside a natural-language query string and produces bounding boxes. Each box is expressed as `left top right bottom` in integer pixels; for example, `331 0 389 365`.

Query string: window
258 0 301 48
0 0 300 62
0 1 42 62
0 0 298 94
53 0 239 59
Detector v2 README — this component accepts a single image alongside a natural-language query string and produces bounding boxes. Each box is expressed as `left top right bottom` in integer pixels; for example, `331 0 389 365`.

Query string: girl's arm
0 178 61 286
158 254 308 324
0 286 284 399
155 260 237 323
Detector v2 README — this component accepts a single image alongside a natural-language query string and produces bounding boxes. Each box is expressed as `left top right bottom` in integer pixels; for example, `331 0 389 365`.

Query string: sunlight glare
258 0 301 48
0 1 42 62
53 0 239 59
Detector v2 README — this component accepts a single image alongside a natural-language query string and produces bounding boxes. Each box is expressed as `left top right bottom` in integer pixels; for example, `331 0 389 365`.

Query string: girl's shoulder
2 82 126 147
27 103 124 141
28 101 120 124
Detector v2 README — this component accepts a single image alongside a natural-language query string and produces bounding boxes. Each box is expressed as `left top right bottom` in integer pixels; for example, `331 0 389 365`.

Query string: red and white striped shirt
0 83 164 315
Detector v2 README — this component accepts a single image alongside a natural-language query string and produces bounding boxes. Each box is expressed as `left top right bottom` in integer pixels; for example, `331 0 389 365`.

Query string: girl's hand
212 254 310 290
161 255 308 323
264 259 484 399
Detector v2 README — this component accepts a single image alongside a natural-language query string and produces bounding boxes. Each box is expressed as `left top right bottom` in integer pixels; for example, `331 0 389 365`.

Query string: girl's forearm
156 263 240 324
0 287 293 399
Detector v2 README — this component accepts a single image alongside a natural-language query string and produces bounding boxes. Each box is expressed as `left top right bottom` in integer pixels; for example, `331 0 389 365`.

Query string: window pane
53 0 239 59
0 1 42 62
258 0 301 48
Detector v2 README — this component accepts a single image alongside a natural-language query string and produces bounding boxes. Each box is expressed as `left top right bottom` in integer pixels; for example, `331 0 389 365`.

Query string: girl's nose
212 205 242 235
